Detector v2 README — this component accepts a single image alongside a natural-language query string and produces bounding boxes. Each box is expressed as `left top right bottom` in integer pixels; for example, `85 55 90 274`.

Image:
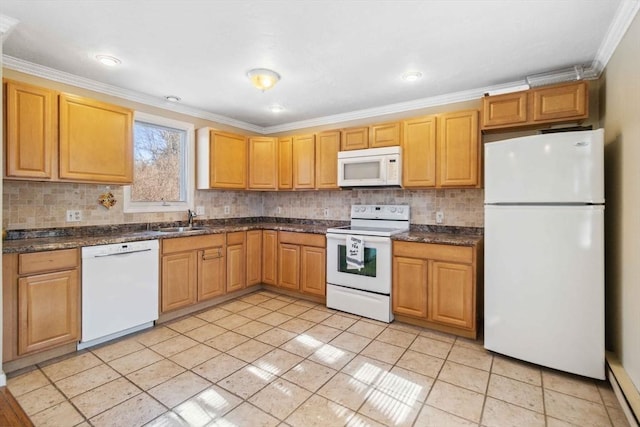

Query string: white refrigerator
484 128 605 380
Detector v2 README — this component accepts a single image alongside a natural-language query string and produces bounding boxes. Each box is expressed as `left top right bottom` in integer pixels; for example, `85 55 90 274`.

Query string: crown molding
0 14 20 38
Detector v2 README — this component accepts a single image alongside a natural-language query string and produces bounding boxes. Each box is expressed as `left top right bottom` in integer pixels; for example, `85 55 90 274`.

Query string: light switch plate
224 206 230 214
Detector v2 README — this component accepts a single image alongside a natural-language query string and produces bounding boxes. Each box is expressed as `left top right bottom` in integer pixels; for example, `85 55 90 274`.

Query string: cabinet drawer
226 231 246 245
19 249 78 275
278 231 325 247
393 241 473 264
162 234 225 254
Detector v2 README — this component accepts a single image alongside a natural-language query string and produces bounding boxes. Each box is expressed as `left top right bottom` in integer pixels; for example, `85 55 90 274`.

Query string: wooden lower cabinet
278 243 300 290
226 231 246 292
300 246 326 297
277 231 326 298
198 247 225 301
262 230 278 285
392 240 481 338
161 251 197 312
246 230 262 286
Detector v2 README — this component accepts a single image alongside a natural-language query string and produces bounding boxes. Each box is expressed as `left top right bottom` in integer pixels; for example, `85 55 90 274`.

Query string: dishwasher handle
93 248 153 258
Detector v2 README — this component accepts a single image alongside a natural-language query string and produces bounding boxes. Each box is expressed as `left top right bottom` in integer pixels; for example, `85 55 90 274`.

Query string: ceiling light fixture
247 68 281 91
269 104 284 113
164 95 181 102
402 71 423 82
95 54 121 67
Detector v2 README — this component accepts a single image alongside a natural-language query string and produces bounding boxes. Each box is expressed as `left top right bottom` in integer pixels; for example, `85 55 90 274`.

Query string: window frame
123 111 195 213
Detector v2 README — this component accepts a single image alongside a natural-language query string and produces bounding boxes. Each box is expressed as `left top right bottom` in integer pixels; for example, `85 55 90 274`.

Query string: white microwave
338 146 402 187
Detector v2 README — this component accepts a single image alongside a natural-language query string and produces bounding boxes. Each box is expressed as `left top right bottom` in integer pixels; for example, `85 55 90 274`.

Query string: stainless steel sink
157 226 207 233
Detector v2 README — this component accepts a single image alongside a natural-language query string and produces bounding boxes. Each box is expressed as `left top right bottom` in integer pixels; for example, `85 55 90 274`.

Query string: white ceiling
1 1 638 134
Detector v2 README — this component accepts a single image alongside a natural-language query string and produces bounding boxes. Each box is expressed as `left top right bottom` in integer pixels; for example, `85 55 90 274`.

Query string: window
123 112 195 213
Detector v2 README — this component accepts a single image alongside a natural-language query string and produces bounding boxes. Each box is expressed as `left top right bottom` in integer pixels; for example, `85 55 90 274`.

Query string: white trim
0 372 6 387
123 112 195 214
608 364 640 427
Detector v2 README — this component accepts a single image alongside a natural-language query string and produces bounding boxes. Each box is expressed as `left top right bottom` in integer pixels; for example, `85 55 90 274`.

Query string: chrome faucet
187 209 197 227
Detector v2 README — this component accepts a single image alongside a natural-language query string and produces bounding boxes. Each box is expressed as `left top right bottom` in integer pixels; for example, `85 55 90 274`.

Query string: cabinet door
278 243 300 290
246 230 262 286
292 134 315 189
481 91 528 128
198 247 225 301
18 270 79 355
315 131 340 189
392 256 428 318
161 251 196 312
249 137 277 190
226 232 246 292
370 122 400 148
5 80 55 179
428 261 473 329
210 131 247 189
262 230 278 285
437 110 480 188
301 246 326 296
340 127 368 151
402 116 436 188
278 137 293 190
58 93 133 183
532 81 588 123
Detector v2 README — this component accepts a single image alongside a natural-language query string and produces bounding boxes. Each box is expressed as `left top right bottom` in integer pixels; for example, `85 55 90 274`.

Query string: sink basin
157 226 207 233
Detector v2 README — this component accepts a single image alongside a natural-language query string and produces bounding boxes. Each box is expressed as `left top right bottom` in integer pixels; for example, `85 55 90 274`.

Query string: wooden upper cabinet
248 137 277 190
315 130 340 189
437 110 480 188
402 116 437 188
58 93 133 183
370 122 400 148
278 137 293 190
292 134 315 189
482 91 528 128
4 80 56 179
196 129 247 189
340 127 368 151
532 81 588 122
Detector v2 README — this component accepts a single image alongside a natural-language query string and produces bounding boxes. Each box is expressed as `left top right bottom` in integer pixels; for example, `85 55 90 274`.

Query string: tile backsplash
3 181 483 229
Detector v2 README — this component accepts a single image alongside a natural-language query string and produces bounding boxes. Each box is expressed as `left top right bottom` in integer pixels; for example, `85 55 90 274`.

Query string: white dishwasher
80 240 159 349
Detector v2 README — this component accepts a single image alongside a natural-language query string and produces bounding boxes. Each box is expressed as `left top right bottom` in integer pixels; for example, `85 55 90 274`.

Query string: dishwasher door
81 240 159 348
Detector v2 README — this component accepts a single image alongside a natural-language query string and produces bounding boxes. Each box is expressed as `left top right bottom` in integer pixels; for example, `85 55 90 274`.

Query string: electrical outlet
276 206 282 214
195 205 205 216
66 210 82 222
436 210 444 224
224 205 230 214
324 208 330 218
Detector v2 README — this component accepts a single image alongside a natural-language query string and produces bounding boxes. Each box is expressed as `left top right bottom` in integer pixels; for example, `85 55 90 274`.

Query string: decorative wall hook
98 192 117 209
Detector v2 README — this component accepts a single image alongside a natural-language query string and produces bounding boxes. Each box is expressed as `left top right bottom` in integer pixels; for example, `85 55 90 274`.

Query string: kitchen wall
601 11 640 397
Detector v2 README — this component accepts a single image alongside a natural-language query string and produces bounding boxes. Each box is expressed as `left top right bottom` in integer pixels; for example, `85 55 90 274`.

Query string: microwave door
339 156 387 186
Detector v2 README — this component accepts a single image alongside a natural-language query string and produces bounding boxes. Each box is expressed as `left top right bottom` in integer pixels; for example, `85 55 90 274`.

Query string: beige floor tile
375 328 417 348
91 337 145 363
346 320 386 339
303 324 342 343
144 411 188 427
409 335 453 359
215 402 279 427
277 303 311 317
15 384 66 416
260 312 295 327
330 331 373 354
234 320 273 338
298 309 332 323
173 385 243 425
108 348 164 375
455 336 485 351
482 396 545 427
204 330 249 352
492 355 542 386
253 348 304 376
135 326 180 347
249 378 312 419
169 343 220 369
150 335 199 358
308 344 357 371
56 363 121 398
221 300 254 313
607 405 632 427
542 370 603 403
321 314 358 331
7 369 50 397
126 359 185 390
375 366 434 406
358 387 421 427
183 323 227 342
346 412 388 427
238 305 272 320
419 329 457 344
218 365 276 399
90 393 165 427
240 292 273 305
71 377 141 419
193 353 247 383
255 327 298 347
360 340 405 365
280 334 324 358
396 349 444 378
439 360 489 394
40 352 103 382
544 389 611 427
165 315 208 333
341 355 393 387
546 416 579 427
447 345 493 371
285 394 355 427
214 313 251 330
599 382 621 407
272 293 295 301
317 372 371 411
426 380 485 423
259 299 291 311
386 321 425 334
282 360 337 392
415 405 478 427
148 371 211 408
279 318 315 334
227 339 275 363
30 401 84 427
195 307 233 323
488 373 543 413
292 299 318 308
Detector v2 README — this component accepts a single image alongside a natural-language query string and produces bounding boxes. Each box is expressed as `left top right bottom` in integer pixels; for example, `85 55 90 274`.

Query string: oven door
326 233 391 294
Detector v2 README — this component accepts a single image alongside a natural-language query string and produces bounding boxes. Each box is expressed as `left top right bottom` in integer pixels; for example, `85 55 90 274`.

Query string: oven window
337 245 377 277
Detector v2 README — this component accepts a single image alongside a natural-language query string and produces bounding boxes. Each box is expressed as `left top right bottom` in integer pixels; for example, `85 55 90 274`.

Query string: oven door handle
326 233 391 244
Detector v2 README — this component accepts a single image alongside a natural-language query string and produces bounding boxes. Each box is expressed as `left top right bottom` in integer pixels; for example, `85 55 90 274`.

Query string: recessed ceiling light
95 55 121 67
402 71 423 82
269 104 284 113
164 95 181 102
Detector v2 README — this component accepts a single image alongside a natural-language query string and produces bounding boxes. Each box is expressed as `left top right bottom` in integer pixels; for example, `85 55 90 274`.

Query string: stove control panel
350 205 410 221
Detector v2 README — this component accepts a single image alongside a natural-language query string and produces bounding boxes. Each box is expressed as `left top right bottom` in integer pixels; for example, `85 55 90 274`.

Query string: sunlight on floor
175 388 233 426
313 343 346 364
